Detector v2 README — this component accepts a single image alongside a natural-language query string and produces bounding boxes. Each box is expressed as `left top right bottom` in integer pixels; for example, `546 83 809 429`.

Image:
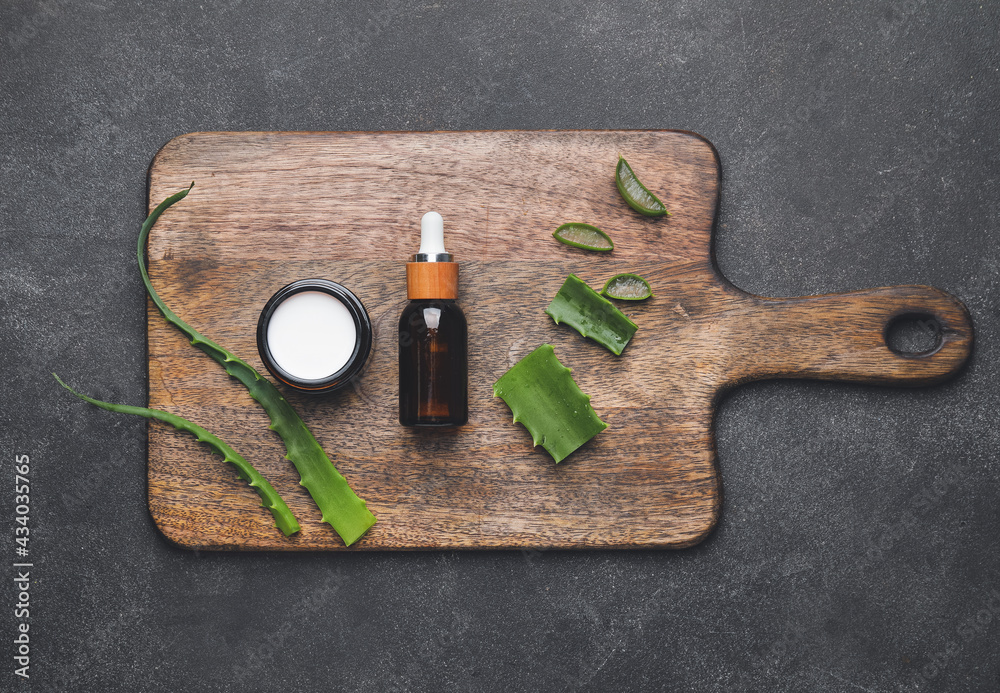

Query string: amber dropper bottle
398 211 468 427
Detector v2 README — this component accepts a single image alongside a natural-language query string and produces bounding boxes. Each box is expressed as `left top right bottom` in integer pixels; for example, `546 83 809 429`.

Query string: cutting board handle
734 284 973 386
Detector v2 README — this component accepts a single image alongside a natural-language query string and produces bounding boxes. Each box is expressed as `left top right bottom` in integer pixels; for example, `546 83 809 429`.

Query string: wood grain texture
146 130 973 551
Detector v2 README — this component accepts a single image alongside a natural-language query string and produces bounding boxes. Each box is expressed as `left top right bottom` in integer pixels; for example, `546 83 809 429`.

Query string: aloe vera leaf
545 274 638 355
54 374 300 537
141 186 376 546
552 223 614 251
600 272 653 301
615 156 669 217
493 344 607 463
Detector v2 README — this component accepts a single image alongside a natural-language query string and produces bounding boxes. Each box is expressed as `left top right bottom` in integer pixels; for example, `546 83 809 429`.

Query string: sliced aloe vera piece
493 344 607 463
601 273 653 301
54 374 301 537
545 274 638 355
552 222 614 251
616 156 669 217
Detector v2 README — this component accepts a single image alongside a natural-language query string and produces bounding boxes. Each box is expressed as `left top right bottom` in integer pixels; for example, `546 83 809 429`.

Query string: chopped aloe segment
553 222 614 251
493 344 607 464
601 273 653 301
545 274 638 355
616 156 669 217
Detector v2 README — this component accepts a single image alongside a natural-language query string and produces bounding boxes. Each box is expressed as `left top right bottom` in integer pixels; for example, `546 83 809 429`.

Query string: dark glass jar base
257 279 372 395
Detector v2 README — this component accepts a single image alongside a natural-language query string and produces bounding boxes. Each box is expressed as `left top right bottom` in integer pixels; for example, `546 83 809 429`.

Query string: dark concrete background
2 1 998 691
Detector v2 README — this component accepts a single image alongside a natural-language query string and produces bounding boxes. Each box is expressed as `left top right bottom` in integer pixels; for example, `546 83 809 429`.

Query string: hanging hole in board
885 312 943 356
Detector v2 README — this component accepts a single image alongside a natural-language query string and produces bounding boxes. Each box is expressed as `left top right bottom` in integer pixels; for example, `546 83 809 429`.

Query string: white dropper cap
419 211 447 255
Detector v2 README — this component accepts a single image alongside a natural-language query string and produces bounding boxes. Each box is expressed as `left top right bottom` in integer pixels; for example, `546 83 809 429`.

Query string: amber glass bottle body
398 299 468 426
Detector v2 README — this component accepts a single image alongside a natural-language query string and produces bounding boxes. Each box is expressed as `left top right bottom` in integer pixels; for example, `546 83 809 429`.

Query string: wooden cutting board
146 130 973 551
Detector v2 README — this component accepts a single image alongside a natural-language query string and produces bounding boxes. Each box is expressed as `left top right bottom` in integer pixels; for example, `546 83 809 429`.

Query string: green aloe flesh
54 374 300 537
615 156 669 217
493 344 607 463
141 186 376 546
553 223 614 251
601 273 653 301
545 274 638 355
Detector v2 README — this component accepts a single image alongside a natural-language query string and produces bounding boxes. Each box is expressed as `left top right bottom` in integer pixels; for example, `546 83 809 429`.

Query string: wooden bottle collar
406 262 459 300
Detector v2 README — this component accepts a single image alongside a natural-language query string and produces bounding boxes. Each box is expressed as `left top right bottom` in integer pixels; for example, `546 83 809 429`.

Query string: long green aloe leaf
54 374 300 537
493 344 607 463
141 185 376 546
545 274 638 355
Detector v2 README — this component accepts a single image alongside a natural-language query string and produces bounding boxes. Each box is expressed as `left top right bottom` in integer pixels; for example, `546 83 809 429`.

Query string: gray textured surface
3 1 999 691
